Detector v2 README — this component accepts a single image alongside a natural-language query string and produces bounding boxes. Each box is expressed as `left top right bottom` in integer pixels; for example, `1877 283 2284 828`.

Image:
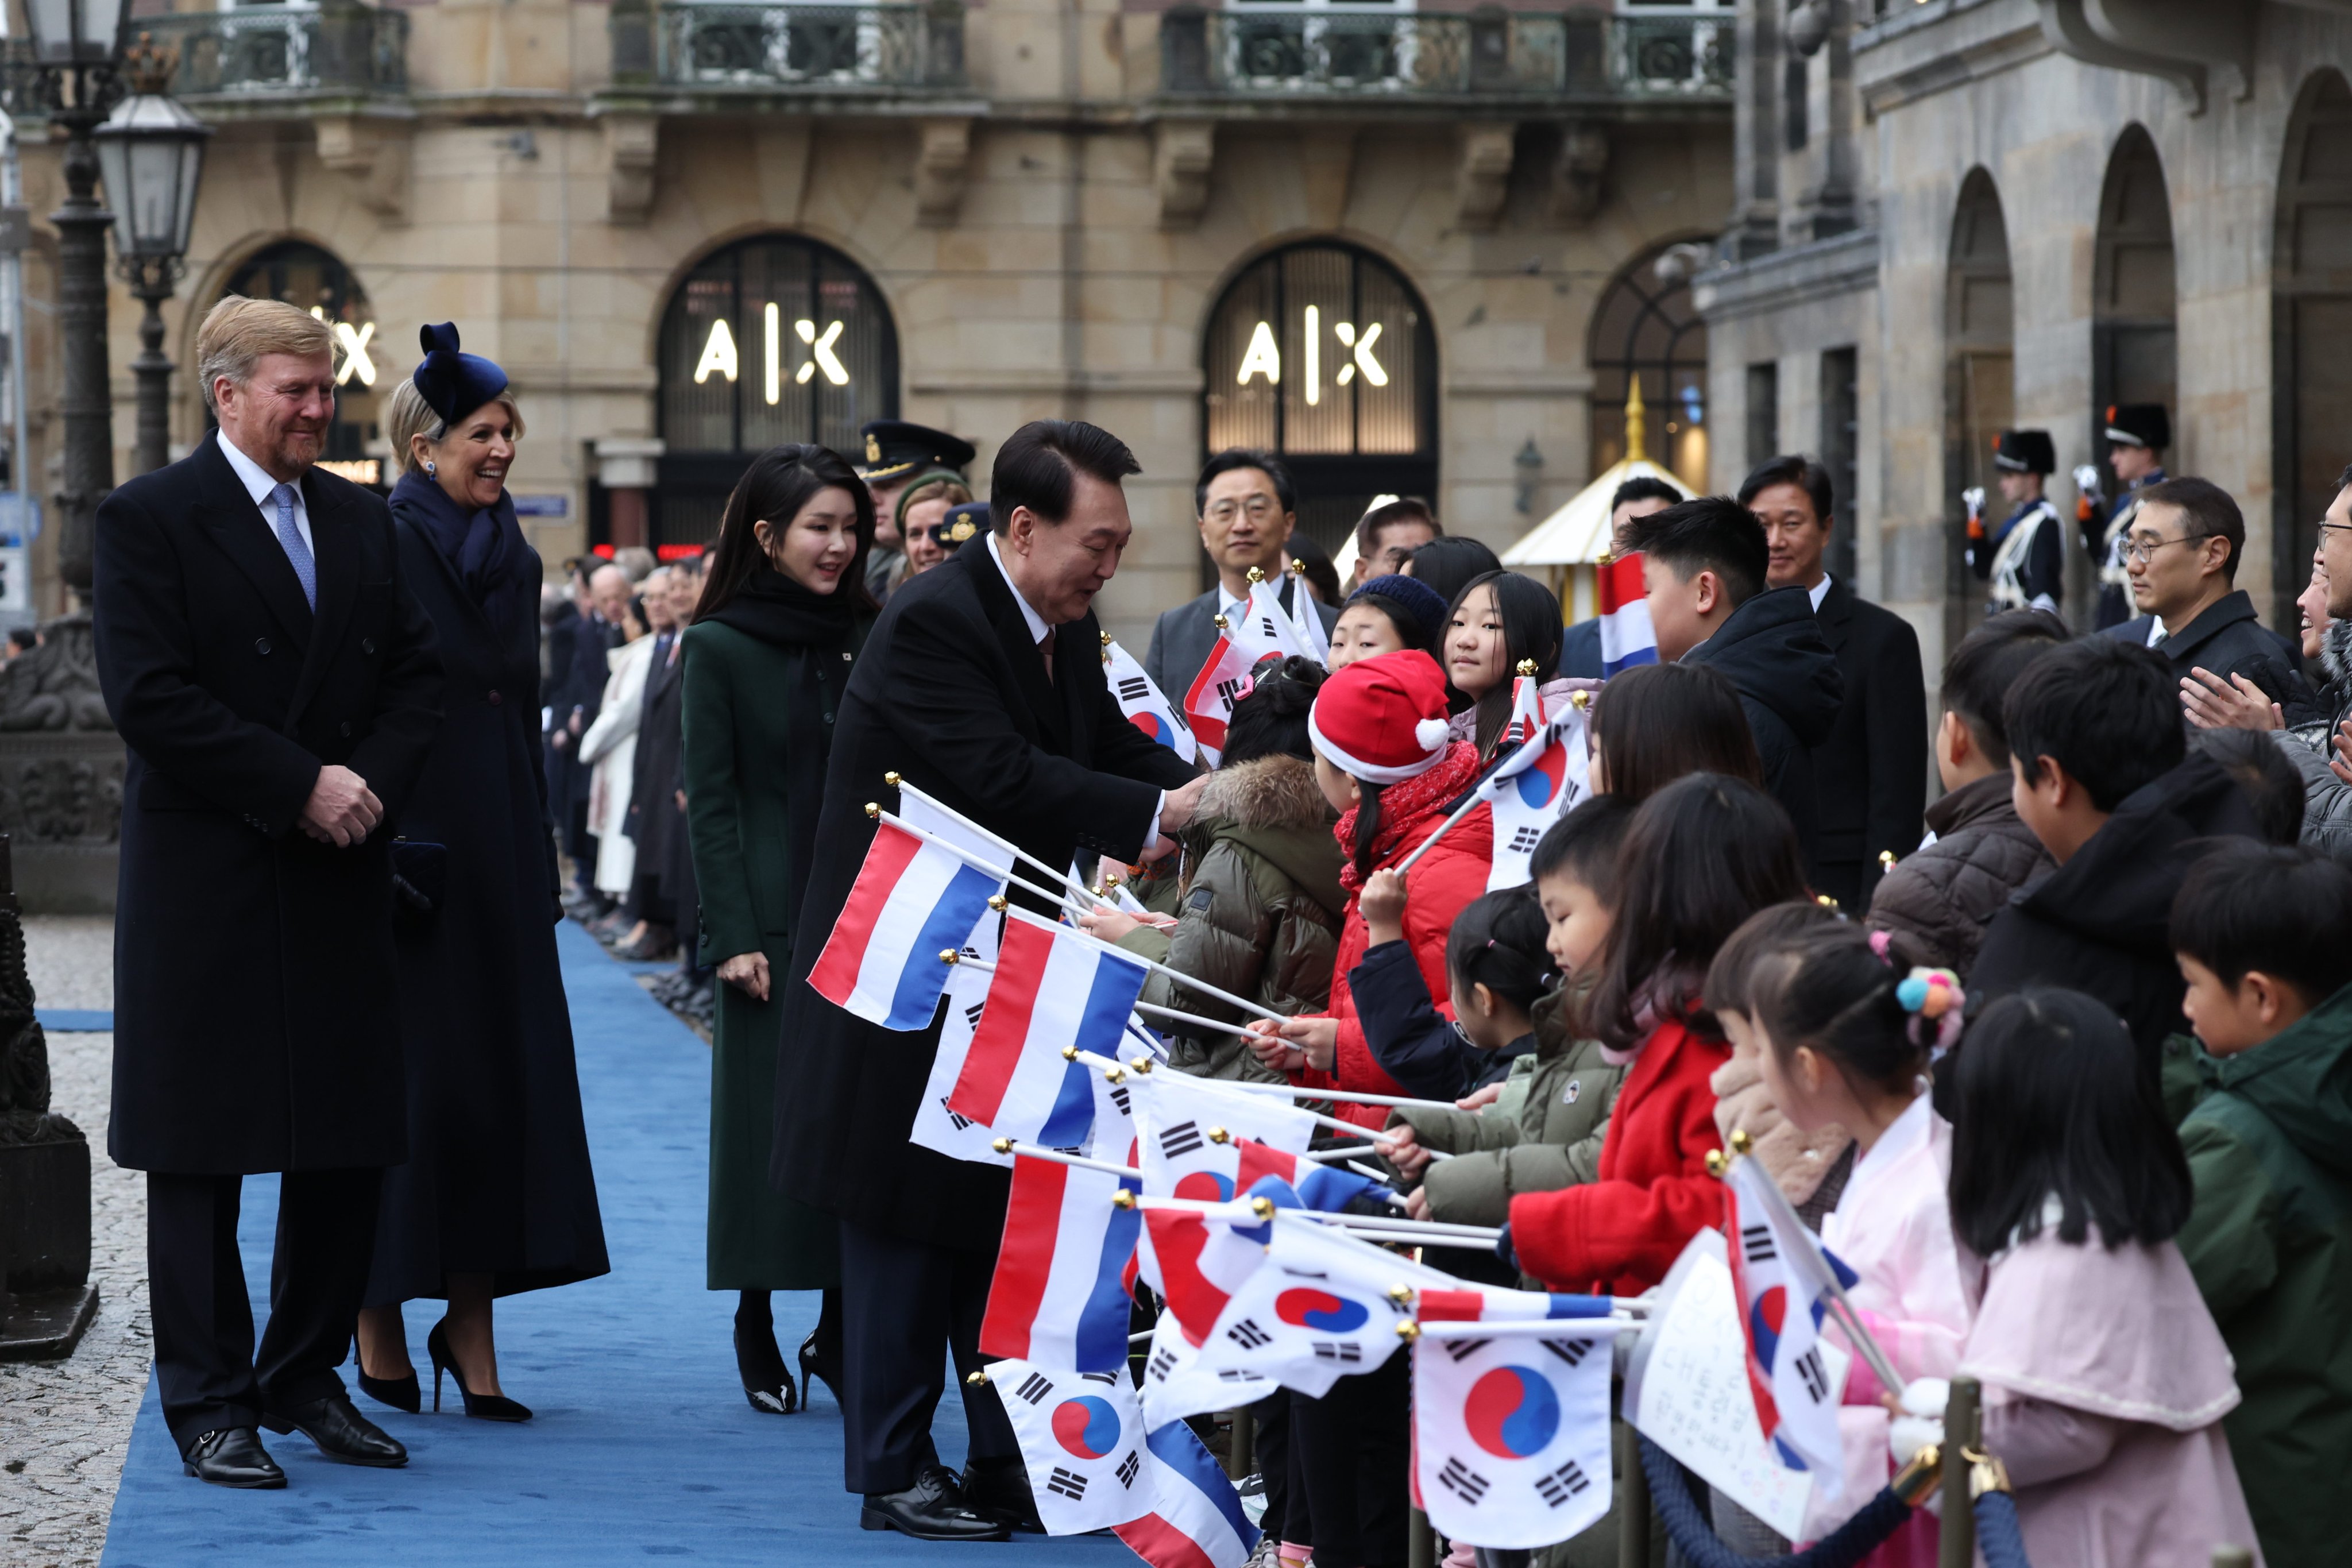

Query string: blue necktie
272 482 316 611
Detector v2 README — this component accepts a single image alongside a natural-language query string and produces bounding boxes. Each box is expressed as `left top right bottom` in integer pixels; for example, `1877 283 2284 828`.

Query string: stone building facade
9 0 1737 648
1696 0 2352 677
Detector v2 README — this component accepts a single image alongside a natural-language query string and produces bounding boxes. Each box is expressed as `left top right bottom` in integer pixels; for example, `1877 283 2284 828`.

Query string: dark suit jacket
1560 617 1604 679
2099 590 2316 713
1143 576 1339 702
95 432 444 1174
774 544 1199 1248
1811 576 1929 911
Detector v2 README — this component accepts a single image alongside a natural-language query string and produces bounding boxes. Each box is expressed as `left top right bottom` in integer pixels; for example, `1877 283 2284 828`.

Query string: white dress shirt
1807 572 1832 612
215 428 316 562
985 530 1169 848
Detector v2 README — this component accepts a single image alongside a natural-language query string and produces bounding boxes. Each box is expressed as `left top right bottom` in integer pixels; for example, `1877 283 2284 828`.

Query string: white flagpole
990 1137 1141 1180
943 906 1292 1026
895 775 1153 912
1117 1059 1456 1160
1411 1318 1645 1339
1172 1074 1463 1116
866 804 1093 917
1394 789 1485 875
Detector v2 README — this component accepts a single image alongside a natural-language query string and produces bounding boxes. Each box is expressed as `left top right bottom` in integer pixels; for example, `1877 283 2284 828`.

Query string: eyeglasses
2318 520 2352 543
2123 532 2212 565
1204 497 1279 525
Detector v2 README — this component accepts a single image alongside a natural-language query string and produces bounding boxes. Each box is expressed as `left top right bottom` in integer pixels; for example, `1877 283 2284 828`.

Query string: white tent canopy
1501 455 1693 567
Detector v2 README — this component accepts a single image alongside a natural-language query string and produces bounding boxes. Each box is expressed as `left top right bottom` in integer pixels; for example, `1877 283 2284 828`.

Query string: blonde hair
895 472 971 527
384 377 526 474
195 295 334 413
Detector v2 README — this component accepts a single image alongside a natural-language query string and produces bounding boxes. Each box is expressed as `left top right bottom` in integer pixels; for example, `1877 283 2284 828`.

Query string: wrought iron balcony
614 0 964 90
1158 6 1731 100
136 3 409 98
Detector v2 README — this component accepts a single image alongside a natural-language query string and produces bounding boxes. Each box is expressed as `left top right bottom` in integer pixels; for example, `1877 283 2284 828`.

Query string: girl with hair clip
1437 570 1594 760
1711 920 1973 1565
1504 773 1810 1294
1349 882 1559 1102
1914 988 2257 1568
1247 650 1494 1130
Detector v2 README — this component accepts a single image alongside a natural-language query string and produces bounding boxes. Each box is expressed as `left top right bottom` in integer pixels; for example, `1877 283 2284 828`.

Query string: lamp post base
0 1283 100 1361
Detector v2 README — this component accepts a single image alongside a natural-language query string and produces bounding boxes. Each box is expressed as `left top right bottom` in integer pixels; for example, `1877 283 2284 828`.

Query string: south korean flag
1411 1324 1615 1548
1188 1218 1446 1397
987 1359 1155 1535
1140 1303 1277 1428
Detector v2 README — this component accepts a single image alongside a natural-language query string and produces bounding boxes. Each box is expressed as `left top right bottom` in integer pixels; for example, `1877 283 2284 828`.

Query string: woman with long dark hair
356 326 610 1421
682 443 876 1413
1437 569 1576 758
1587 661 1764 802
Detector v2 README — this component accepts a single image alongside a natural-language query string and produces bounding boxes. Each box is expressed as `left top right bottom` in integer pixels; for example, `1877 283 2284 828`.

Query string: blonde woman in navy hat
353 325 611 1422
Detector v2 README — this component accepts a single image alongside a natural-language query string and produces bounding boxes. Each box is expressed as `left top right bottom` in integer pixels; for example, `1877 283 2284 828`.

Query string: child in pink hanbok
1708 918 1969 1566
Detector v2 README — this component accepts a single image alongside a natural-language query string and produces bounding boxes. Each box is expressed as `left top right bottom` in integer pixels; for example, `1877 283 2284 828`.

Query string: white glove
1887 1376 1950 1468
2072 464 2101 495
1961 486 1984 513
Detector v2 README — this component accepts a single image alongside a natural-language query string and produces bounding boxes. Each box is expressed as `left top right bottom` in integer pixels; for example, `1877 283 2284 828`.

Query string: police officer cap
2103 403 2170 451
928 500 990 553
1993 430 2056 475
857 420 977 483
413 323 509 424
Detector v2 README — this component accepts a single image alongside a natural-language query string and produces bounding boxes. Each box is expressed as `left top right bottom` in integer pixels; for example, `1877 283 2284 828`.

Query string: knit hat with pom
1308 649 1455 784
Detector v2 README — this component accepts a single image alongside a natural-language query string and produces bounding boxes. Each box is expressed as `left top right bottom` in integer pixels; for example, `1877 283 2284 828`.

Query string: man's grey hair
194 295 334 414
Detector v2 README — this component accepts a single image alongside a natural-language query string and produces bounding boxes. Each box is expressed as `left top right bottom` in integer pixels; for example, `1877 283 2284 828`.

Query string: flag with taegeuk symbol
1410 1324 1616 1548
988 1359 1156 1535
1478 711 1591 892
1724 1154 1854 1493
1187 1216 1446 1397
1183 634 1258 766
1106 638 1199 764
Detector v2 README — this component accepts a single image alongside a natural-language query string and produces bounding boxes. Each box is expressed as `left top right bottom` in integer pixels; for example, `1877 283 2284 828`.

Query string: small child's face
1535 868 1611 977
2178 953 2304 1057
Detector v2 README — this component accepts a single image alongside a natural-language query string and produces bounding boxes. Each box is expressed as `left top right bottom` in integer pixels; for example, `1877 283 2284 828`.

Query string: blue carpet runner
99 920 1134 1566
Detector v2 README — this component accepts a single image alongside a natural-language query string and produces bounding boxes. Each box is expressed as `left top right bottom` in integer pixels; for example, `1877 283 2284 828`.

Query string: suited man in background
94 296 443 1488
1740 454 1926 910
1143 449 1338 701
775 420 1204 1540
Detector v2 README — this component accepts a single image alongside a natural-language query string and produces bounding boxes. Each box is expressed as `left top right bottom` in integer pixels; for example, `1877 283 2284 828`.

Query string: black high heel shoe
352 1335 421 1413
799 1330 842 1409
735 1321 799 1415
427 1319 532 1423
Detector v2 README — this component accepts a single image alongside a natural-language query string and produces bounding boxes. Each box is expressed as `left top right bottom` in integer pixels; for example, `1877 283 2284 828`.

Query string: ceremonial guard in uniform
1967 428 2064 617
2077 403 2169 631
855 420 978 600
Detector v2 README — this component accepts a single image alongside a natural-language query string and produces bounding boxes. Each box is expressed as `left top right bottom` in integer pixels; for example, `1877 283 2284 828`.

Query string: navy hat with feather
412 322 509 423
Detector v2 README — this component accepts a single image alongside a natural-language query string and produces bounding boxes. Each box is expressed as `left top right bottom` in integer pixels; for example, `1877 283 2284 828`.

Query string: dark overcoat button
488 689 503 705
255 637 272 655
361 638 376 655
339 722 353 737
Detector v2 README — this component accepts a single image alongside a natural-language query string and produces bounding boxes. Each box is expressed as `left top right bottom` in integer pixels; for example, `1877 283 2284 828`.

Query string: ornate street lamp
95 44 208 477
14 0 131 599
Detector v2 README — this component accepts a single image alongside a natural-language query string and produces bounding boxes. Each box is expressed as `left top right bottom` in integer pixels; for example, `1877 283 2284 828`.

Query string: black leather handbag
391 837 448 917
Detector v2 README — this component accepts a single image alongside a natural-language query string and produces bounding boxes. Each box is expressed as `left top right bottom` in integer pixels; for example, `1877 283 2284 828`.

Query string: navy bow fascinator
412 322 509 423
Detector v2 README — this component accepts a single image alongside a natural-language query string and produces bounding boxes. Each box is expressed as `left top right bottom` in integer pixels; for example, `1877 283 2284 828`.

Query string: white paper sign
1620 1230 1848 1540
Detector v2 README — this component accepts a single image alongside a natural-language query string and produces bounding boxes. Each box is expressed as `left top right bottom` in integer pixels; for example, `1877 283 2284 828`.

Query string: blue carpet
100 920 1132 1567
40 1007 114 1032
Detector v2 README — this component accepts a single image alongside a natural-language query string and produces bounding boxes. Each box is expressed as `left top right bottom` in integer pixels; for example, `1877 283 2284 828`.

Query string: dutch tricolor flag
1114 1418 1262 1568
980 1148 1142 1373
1597 551 1657 674
945 909 1150 1145
805 794 1013 1031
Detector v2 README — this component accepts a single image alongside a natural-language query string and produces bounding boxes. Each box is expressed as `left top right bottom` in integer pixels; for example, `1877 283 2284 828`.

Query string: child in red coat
1249 650 1494 1130
1506 772 1812 1294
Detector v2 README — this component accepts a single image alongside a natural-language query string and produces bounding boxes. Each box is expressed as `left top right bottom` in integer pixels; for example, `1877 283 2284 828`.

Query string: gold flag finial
966 1369 989 1386
991 1137 1014 1154
1061 1045 1078 1061
1388 1284 1415 1305
939 949 959 966
988 894 1008 912
1112 1189 1137 1210
1246 566 1265 585
1730 1128 1754 1156
1250 1196 1276 1221
1705 1149 1728 1177
1395 1321 1422 1342
1516 658 1537 677
1207 1126 1230 1145
1879 850 1897 870
864 802 880 819
884 771 902 788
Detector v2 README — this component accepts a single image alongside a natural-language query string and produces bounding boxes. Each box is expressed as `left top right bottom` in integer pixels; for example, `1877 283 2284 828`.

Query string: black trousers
837 1215 1017 1496
1289 1353 1411 1568
147 1168 381 1454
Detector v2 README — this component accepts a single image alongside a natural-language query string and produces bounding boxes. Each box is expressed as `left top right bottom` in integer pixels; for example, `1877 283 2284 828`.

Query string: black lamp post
95 45 208 478
17 0 131 601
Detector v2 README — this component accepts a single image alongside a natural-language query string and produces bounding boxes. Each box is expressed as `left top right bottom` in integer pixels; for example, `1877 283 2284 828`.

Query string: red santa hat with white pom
1307 650 1456 783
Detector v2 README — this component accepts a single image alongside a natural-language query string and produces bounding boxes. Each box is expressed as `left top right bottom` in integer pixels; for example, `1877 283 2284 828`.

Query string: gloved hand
1493 1221 1517 1273
1887 1376 1951 1468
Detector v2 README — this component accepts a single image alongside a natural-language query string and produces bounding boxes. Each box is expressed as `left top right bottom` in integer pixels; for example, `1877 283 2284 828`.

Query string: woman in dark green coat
682 443 875 1415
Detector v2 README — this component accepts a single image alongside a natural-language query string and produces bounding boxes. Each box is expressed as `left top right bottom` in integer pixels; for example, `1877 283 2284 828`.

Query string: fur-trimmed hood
2323 616 2352 692
1199 753 1333 831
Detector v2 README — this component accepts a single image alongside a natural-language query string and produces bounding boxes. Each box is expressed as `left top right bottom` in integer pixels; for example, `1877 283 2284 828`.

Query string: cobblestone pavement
2 917 142 1568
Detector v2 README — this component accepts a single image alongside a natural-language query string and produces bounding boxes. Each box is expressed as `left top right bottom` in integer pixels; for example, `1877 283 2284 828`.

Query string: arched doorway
2274 70 2352 613
1200 240 1438 555
1587 244 1709 492
1945 168 2014 635
218 241 384 486
652 233 899 547
2092 125 2176 617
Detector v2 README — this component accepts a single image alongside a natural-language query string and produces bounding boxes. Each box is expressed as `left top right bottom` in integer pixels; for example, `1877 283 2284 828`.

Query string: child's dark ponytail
1447 887 1559 1014
1752 926 1962 1095
1351 779 1387 885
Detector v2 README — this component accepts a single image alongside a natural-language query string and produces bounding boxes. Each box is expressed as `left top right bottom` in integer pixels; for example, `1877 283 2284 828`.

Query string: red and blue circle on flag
1513 741 1570 809
1463 1365 1561 1459
1051 1395 1123 1460
1130 712 1184 750
1748 1284 1787 1369
1273 1288 1369 1333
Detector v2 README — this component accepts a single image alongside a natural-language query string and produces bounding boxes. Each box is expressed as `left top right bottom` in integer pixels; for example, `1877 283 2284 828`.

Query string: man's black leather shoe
860 1465 1010 1540
261 1391 409 1468
180 1427 287 1489
963 1455 1046 1532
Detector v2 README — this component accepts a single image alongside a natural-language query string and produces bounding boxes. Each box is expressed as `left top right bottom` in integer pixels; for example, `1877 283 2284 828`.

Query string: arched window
1586 243 1708 488
2275 71 2352 608
1201 241 1437 550
219 241 384 484
2094 126 2176 496
654 234 899 546
1945 168 2014 632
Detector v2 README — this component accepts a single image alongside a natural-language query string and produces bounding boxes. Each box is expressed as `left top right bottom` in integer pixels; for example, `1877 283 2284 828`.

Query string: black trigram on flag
1215 678 1243 710
1438 1457 1490 1504
1310 1341 1362 1364
1741 1223 1777 1264
1258 616 1281 640
939 1096 972 1133
1014 1372 1054 1405
1794 1346 1830 1403
1161 1121 1204 1158
1047 1467 1089 1501
1118 676 1151 704
1217 1369 1261 1383
1227 1318 1272 1350
1080 1370 1120 1385
1535 1459 1591 1507
962 1001 986 1033
1507 826 1544 855
1442 1337 1492 1362
1116 1451 1142 1488
1146 1348 1177 1382
1541 1338 1592 1368
1109 1084 1132 1118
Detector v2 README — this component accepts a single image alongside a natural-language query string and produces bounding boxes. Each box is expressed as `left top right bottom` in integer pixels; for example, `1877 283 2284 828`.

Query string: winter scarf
1332 740 1483 891
391 468 532 636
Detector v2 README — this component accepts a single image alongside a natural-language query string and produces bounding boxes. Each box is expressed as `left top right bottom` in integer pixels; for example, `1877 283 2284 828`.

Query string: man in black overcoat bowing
776 420 1204 1539
94 297 443 1488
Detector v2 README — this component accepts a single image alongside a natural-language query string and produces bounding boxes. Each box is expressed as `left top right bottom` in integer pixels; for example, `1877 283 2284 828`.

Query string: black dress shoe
861 1465 1010 1541
181 1427 287 1489
963 1455 1045 1532
260 1392 409 1468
